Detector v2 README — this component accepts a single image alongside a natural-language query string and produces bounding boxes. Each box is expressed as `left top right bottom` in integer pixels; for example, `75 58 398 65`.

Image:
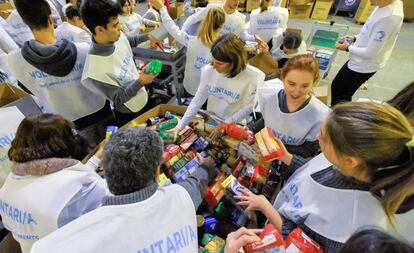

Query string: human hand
335 40 349 51
254 35 265 45
235 189 270 212
224 227 262 253
149 0 164 10
94 145 104 159
155 22 161 28
139 25 147 33
257 41 269 54
165 127 181 142
196 152 216 169
273 138 293 165
209 123 226 141
138 70 158 85
147 34 162 49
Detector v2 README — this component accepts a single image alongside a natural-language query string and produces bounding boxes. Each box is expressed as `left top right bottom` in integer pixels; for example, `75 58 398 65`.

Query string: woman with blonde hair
150 0 226 95
237 102 414 251
248 0 288 43
173 33 265 139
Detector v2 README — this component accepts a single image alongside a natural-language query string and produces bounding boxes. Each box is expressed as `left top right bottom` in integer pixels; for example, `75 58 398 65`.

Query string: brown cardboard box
280 0 287 7
311 0 333 19
246 0 261 12
0 2 13 19
313 85 329 104
208 0 225 4
288 0 314 5
248 52 279 75
403 0 414 20
354 0 375 23
169 2 184 19
0 232 22 253
289 3 313 19
0 83 28 107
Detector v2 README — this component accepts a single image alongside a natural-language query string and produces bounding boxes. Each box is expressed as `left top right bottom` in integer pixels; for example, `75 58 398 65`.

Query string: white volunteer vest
0 163 104 253
6 43 106 122
83 33 148 112
249 7 288 42
203 64 263 119
184 38 211 96
55 22 91 44
274 154 389 243
222 10 245 36
30 184 198 253
5 10 34 47
393 209 414 242
0 107 24 187
119 14 141 35
258 79 330 145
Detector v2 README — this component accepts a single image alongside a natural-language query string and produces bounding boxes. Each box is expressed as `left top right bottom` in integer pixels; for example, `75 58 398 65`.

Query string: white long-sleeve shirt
119 13 158 36
177 64 265 130
347 0 403 73
160 6 211 95
181 3 255 42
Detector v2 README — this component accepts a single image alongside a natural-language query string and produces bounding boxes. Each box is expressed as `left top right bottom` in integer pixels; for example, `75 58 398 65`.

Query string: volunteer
270 30 307 68
0 113 108 253
0 18 19 53
80 0 158 126
340 229 414 253
173 33 265 139
143 3 161 22
181 0 262 43
151 0 225 96
255 55 330 161
118 0 159 36
55 5 91 44
6 0 113 147
236 102 414 251
248 0 288 44
330 0 403 106
30 127 218 253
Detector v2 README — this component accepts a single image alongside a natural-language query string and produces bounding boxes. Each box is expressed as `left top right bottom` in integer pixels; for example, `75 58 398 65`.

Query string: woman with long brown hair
0 113 107 253
237 102 414 251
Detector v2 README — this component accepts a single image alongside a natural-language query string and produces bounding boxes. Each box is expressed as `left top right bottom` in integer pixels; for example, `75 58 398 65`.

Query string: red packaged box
225 123 255 145
243 224 284 253
255 128 284 161
284 228 323 253
161 144 181 164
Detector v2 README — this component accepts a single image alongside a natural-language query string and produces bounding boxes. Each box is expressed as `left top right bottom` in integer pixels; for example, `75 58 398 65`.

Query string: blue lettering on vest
136 225 196 253
29 70 49 79
0 199 37 225
207 85 241 103
0 133 15 148
257 17 280 26
271 129 298 145
119 53 133 81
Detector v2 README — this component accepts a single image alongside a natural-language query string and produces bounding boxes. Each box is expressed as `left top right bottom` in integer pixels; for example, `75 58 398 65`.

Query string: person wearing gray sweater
80 0 158 125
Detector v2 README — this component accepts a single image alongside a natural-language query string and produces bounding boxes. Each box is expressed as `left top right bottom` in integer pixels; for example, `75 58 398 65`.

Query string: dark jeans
331 61 376 106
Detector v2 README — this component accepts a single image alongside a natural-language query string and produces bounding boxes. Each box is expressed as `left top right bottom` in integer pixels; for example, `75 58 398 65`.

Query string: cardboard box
354 0 375 23
0 2 13 19
313 85 329 105
280 0 287 7
289 3 313 19
169 2 184 19
0 232 21 253
311 0 333 19
0 83 27 107
246 0 261 12
403 0 414 20
288 0 314 5
208 0 225 4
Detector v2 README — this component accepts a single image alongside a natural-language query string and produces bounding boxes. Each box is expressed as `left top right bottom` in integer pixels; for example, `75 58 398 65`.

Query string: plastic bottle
145 59 163 74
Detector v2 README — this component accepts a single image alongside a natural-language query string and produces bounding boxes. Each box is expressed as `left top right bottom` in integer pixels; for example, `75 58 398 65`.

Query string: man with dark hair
31 127 217 253
80 0 158 125
55 5 91 44
6 0 113 147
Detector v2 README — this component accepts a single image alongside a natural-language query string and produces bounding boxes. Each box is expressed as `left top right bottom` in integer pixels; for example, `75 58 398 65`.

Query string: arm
57 176 108 227
348 16 401 59
127 34 148 47
181 5 210 32
159 6 191 46
183 0 196 16
82 77 143 107
142 17 159 27
239 29 256 42
0 26 18 53
176 70 209 130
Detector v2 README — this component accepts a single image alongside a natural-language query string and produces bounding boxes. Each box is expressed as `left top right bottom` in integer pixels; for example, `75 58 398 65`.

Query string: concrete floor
136 3 414 103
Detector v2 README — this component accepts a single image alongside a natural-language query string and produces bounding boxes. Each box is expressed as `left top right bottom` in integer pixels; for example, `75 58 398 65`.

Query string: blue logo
375 31 386 41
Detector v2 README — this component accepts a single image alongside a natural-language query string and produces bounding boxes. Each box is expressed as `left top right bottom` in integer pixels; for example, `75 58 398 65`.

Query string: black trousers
331 61 376 106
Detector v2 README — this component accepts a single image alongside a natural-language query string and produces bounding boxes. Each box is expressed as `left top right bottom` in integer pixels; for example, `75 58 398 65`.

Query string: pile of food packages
112 110 323 253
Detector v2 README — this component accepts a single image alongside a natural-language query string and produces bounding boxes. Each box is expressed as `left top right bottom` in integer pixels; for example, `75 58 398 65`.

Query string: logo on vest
344 0 356 6
257 17 280 26
194 56 211 70
374 31 386 41
119 54 133 81
282 181 304 222
0 132 15 148
272 130 298 145
136 225 196 253
207 85 241 104
223 24 235 34
0 199 37 225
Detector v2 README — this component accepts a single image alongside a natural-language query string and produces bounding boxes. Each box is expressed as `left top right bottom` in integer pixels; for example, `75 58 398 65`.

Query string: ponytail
198 8 225 47
326 102 414 225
